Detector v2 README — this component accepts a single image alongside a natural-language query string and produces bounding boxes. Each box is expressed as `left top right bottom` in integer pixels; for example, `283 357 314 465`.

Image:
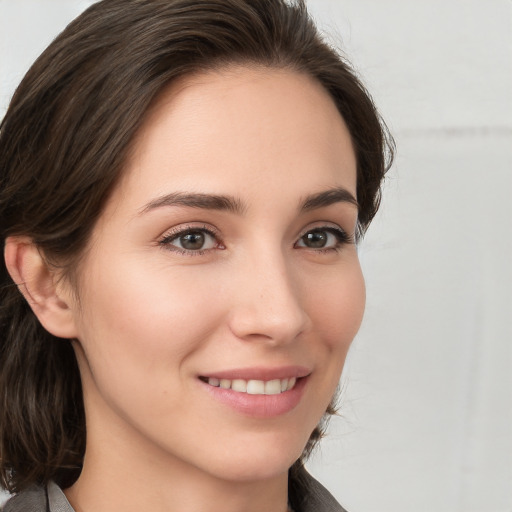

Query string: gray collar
47 482 74 512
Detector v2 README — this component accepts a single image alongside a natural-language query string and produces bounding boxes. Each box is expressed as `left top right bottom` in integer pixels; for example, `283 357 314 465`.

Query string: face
68 66 365 484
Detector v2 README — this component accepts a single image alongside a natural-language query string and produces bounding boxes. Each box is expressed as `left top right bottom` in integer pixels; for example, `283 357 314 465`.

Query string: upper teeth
207 377 297 395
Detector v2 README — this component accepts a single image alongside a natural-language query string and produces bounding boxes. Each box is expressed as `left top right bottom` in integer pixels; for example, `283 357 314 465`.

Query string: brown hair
0 0 394 505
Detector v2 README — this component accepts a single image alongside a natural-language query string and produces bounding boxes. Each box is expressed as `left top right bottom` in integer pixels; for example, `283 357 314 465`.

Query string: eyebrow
139 187 358 215
139 192 245 215
300 187 358 212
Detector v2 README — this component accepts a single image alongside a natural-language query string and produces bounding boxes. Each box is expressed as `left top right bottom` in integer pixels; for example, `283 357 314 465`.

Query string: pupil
181 232 205 250
305 231 327 248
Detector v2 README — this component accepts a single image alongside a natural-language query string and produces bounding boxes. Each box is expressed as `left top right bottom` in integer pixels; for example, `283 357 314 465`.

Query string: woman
0 1 393 511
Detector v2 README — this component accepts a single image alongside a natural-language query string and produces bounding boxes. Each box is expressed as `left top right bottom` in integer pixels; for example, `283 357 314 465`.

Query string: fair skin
5 66 364 512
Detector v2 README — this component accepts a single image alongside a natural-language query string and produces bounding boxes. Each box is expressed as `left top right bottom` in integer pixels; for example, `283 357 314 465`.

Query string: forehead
115 65 357 212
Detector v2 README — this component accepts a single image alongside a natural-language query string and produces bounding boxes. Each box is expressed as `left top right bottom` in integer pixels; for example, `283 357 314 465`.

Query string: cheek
291 262 365 438
71 258 231 441
305 260 365 410
307 261 366 352
73 256 223 386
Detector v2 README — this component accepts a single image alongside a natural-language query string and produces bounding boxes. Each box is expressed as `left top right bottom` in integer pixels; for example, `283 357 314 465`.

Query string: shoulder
1 486 47 512
300 470 349 512
2 481 72 512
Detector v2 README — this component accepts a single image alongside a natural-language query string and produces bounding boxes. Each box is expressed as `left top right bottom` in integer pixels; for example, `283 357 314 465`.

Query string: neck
65 401 290 512
66 467 289 512
66 462 289 512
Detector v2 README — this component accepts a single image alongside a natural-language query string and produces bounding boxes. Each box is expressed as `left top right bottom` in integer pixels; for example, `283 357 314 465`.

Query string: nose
227 250 310 345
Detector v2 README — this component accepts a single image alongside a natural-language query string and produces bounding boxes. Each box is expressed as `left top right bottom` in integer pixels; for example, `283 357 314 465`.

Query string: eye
159 226 221 254
295 227 350 251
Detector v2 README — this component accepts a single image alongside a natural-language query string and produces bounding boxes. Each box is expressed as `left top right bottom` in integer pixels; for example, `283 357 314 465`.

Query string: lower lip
199 376 308 418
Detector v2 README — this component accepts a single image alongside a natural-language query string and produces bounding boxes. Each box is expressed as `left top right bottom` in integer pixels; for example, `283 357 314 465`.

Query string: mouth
197 366 310 417
199 376 298 395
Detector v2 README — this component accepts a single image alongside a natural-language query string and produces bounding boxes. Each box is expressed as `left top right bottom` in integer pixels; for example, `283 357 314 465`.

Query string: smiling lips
199 366 310 417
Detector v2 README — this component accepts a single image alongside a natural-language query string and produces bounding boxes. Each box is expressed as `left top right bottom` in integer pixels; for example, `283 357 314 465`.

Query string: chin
201 431 310 483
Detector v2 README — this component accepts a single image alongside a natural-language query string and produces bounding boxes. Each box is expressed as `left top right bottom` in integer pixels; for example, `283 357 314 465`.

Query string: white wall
1 1 511 511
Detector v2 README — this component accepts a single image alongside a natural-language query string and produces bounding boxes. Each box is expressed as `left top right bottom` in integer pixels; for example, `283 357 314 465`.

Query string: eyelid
298 222 353 240
159 223 220 242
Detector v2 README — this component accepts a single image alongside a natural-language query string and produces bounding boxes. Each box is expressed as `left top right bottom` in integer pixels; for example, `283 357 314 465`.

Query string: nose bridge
228 244 309 344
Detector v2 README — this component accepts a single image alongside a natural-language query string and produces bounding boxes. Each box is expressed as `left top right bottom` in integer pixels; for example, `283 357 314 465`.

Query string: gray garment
2 473 347 512
1 482 69 512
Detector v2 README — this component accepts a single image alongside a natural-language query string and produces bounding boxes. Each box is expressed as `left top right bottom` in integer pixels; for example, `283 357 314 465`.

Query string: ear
4 236 79 339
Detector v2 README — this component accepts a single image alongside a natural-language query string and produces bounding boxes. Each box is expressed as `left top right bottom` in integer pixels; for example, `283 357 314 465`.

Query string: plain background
1 1 511 511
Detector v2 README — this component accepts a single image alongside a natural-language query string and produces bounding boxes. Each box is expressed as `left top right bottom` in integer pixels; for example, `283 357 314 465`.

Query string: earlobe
4 236 79 339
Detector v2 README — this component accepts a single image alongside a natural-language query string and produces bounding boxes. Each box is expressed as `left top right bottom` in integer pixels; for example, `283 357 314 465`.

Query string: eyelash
159 224 222 256
158 224 353 256
295 226 353 253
